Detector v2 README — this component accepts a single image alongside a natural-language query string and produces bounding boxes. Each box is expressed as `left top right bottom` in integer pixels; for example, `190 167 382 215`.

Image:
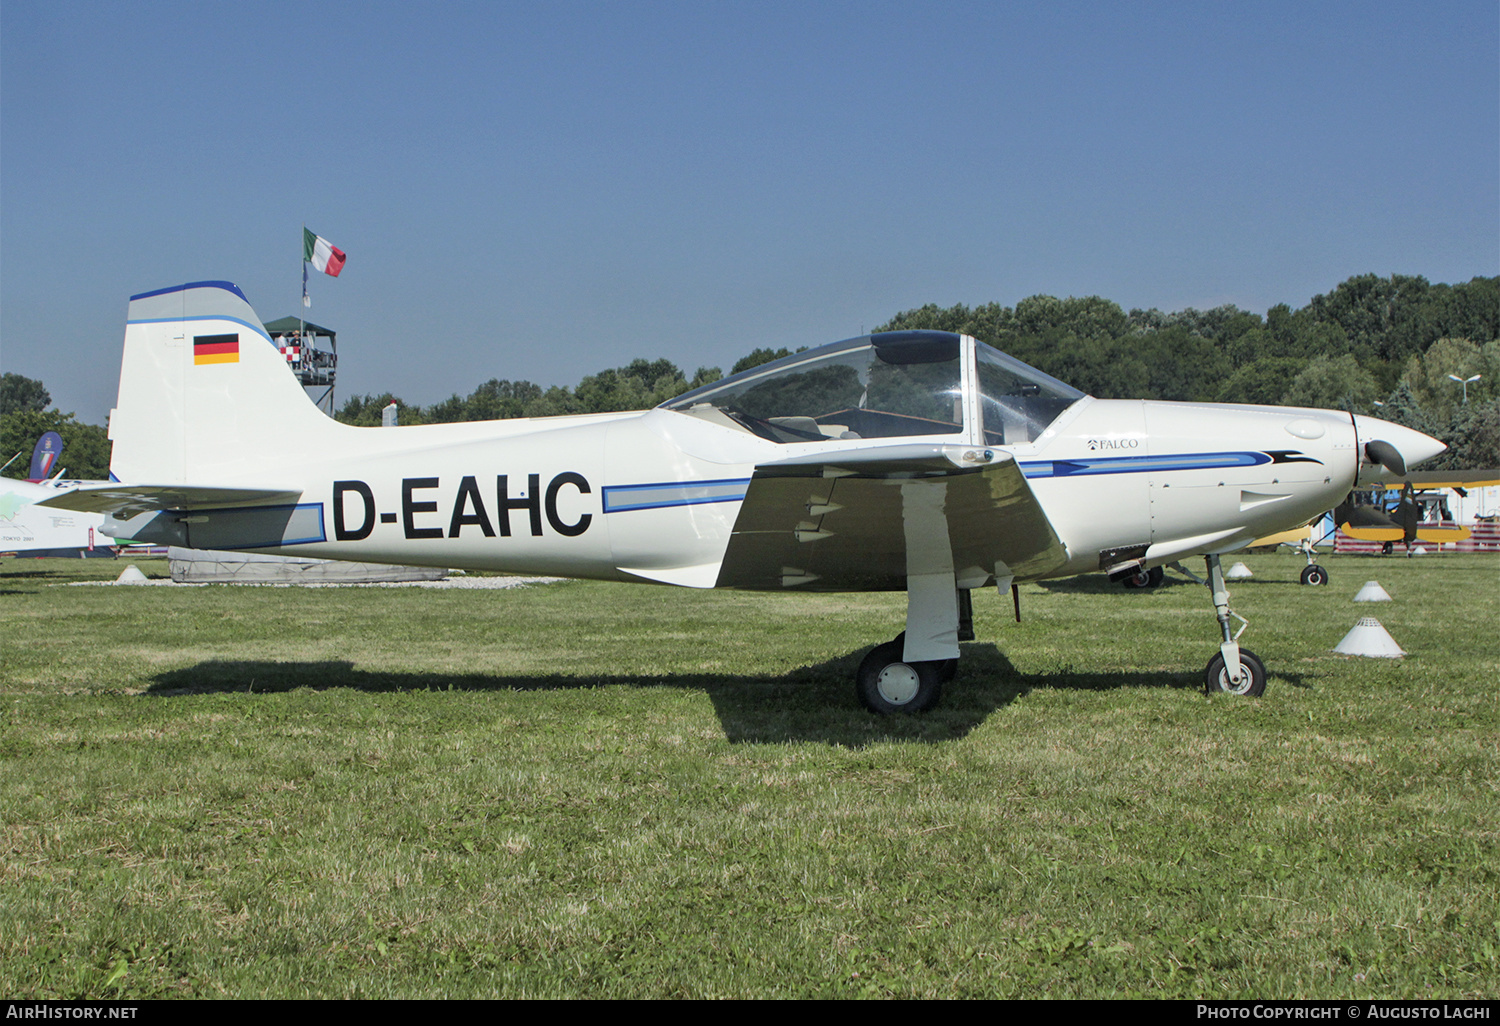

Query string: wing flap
716 447 1067 590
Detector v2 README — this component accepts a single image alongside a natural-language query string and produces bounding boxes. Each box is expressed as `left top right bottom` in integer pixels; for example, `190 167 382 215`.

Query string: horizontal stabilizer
38 484 304 517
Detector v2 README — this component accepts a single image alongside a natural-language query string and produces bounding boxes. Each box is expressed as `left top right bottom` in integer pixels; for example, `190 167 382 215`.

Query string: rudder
109 281 336 484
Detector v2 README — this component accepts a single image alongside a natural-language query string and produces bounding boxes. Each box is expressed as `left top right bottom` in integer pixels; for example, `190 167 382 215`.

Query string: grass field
1 552 1496 999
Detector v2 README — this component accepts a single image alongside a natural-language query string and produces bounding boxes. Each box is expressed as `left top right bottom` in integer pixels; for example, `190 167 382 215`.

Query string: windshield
974 342 1085 444
663 332 964 443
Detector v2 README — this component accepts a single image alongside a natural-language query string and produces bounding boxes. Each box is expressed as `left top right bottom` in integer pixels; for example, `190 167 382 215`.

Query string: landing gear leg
1298 539 1328 586
1202 553 1266 696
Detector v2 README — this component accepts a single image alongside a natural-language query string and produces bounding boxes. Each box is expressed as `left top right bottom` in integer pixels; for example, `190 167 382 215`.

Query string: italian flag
303 228 346 277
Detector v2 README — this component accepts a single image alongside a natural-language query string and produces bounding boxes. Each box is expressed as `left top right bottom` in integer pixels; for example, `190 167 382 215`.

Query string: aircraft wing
1341 525 1471 543
1397 470 1500 490
37 484 304 517
715 444 1068 591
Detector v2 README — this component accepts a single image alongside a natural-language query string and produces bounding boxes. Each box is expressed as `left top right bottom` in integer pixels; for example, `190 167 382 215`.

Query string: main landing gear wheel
857 636 946 714
1204 648 1266 697
1300 564 1329 586
1123 566 1165 589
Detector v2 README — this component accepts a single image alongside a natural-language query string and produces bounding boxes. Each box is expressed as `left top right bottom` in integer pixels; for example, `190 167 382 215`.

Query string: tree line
873 274 1498 470
4 272 1497 479
0 374 111 480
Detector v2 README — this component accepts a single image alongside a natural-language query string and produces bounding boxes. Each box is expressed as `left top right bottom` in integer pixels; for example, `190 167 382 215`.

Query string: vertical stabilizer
109 282 337 484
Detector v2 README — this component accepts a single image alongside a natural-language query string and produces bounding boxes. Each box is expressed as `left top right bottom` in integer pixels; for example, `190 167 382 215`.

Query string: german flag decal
194 333 240 365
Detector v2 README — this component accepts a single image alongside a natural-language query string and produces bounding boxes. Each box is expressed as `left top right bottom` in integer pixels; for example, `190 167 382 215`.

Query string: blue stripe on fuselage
602 478 752 513
601 452 1278 515
1019 451 1271 479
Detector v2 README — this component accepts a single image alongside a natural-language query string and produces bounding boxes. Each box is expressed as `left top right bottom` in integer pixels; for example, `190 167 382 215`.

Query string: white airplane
1 476 119 559
44 281 1445 711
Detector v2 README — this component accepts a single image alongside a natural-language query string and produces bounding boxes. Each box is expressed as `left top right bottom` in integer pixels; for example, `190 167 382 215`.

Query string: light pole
1447 373 1481 404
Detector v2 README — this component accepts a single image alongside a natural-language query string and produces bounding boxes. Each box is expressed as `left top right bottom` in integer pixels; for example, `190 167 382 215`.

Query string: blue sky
2 0 1496 423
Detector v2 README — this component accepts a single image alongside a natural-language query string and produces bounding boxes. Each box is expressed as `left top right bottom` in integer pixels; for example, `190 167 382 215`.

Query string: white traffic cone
1226 561 1253 580
115 564 148 584
1353 581 1392 602
1334 617 1406 657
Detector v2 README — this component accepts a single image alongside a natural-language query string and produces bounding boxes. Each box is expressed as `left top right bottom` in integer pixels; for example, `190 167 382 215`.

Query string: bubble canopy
661 330 1086 445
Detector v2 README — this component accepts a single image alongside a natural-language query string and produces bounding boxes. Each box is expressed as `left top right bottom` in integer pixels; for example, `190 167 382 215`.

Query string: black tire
1123 566 1165 589
857 638 945 714
1300 564 1329 586
1204 648 1266 697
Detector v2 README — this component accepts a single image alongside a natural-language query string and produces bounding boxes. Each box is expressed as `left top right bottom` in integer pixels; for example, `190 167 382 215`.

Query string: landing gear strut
1296 539 1328 586
857 586 971 714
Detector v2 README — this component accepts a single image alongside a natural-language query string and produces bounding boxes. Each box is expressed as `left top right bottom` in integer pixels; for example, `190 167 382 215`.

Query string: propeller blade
1395 481 1421 544
1364 439 1407 478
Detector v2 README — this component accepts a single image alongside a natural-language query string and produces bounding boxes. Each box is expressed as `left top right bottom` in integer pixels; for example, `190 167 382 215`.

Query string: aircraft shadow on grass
1032 572 1196 595
144 644 1309 746
0 566 75 595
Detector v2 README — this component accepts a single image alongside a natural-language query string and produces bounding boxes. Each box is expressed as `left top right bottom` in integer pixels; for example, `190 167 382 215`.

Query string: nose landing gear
1198 553 1266 697
1175 555 1267 696
1295 538 1329 586
1299 563 1329 586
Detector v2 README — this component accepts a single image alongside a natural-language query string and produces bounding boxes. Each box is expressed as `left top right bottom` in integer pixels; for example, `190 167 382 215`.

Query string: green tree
1 409 111 480
426 379 544 422
1281 355 1379 411
521 386 581 418
335 393 428 426
687 366 721 390
731 348 793 374
1013 295 1129 343
1307 273 1432 365
1395 338 1498 422
1036 335 1149 399
877 302 1013 347
1 373 51 415
1422 399 1500 472
1380 381 1438 437
1214 357 1310 405
573 358 690 413
1136 325 1233 402
0 374 111 479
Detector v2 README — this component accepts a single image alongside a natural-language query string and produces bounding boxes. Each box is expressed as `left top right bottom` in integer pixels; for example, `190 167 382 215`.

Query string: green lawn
1 552 1496 998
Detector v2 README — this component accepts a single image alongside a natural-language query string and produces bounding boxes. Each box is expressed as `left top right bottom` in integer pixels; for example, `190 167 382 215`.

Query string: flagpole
300 224 309 333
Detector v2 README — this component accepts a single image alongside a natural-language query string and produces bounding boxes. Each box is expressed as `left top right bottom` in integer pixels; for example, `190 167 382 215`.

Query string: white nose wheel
876 662 922 704
856 635 946 714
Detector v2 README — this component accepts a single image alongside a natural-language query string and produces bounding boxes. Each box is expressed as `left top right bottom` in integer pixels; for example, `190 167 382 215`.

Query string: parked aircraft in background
1337 470 1500 550
1 433 122 560
1 476 118 559
43 282 1446 711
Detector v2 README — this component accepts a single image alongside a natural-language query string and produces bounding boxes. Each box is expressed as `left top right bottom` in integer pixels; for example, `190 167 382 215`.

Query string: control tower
263 316 338 415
